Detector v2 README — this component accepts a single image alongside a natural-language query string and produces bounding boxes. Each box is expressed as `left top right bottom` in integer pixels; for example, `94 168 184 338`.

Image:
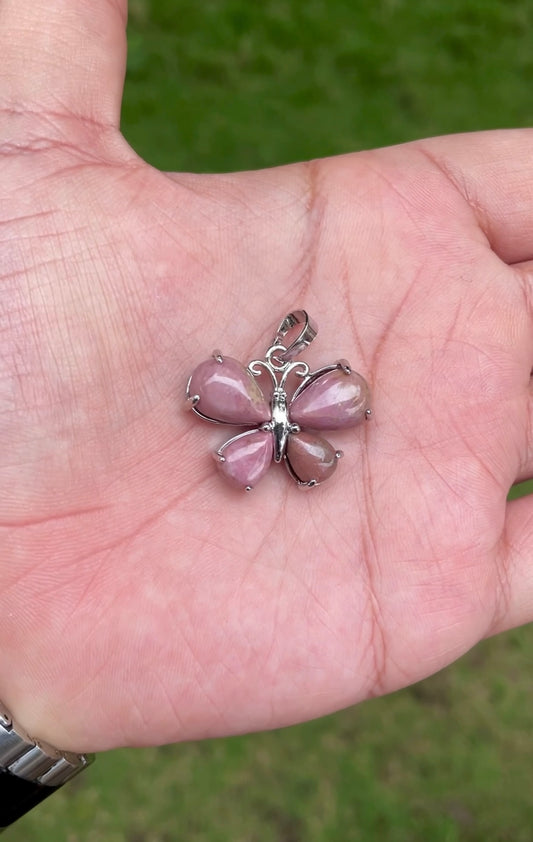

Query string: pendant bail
273 310 318 362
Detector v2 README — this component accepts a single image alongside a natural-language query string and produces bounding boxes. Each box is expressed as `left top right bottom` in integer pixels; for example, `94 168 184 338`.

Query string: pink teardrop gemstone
216 430 273 490
188 357 270 425
290 368 370 430
286 432 338 485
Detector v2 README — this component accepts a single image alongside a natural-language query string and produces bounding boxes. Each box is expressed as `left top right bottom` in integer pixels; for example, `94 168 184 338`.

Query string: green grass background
10 1 533 839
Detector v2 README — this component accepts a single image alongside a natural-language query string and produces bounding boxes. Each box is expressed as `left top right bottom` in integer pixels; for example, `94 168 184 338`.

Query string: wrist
0 700 93 831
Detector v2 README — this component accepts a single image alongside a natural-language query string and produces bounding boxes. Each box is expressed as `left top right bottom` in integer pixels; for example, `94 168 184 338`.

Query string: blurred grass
10 1 533 840
122 0 533 171
11 631 533 841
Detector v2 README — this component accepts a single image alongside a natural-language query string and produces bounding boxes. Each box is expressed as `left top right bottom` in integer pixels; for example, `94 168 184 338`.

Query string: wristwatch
0 701 93 831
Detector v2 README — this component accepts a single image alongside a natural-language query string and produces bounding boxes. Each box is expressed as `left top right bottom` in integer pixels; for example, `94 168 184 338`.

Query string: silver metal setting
216 428 262 458
186 310 371 489
247 345 314 470
272 310 318 362
0 700 92 787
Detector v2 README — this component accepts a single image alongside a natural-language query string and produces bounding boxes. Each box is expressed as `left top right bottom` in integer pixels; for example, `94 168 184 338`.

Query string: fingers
492 494 533 634
508 261 533 483
404 133 533 634
416 130 533 265
0 0 127 126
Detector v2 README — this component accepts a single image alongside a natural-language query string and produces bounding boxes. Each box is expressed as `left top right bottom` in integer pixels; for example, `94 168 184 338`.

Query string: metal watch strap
0 701 93 831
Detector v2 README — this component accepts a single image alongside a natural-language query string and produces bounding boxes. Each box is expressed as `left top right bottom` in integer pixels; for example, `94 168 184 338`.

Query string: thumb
0 0 128 127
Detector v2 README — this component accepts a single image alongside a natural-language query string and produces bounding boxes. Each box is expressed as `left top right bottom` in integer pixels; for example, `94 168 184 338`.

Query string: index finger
416 129 533 265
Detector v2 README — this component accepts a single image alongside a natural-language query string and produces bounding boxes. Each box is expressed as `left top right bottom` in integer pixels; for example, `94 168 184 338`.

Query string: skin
1 0 533 754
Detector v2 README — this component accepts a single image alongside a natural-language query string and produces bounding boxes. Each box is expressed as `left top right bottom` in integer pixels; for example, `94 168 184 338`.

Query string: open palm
1 1 532 753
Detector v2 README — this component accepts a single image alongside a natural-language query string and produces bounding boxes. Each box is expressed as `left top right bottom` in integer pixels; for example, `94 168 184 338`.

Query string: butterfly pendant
185 310 371 491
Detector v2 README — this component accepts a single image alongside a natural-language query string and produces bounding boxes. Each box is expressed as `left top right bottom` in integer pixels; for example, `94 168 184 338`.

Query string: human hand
1 0 532 753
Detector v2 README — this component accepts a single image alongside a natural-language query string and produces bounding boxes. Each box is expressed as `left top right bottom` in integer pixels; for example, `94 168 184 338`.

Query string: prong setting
337 359 352 375
186 310 371 490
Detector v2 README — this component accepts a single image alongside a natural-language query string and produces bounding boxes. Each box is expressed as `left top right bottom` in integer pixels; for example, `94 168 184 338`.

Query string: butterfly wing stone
188 356 270 425
290 368 370 430
216 430 273 490
285 432 339 485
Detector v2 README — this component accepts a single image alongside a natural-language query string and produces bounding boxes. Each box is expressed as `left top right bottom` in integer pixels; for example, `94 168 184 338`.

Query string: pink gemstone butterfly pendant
185 310 372 491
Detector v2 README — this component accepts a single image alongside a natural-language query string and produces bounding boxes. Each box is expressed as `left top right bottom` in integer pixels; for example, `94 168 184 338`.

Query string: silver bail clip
272 310 318 362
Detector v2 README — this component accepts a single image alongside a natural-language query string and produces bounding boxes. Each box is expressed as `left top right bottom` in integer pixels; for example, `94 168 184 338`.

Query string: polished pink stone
290 368 370 430
286 432 338 484
216 430 273 490
189 357 270 425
